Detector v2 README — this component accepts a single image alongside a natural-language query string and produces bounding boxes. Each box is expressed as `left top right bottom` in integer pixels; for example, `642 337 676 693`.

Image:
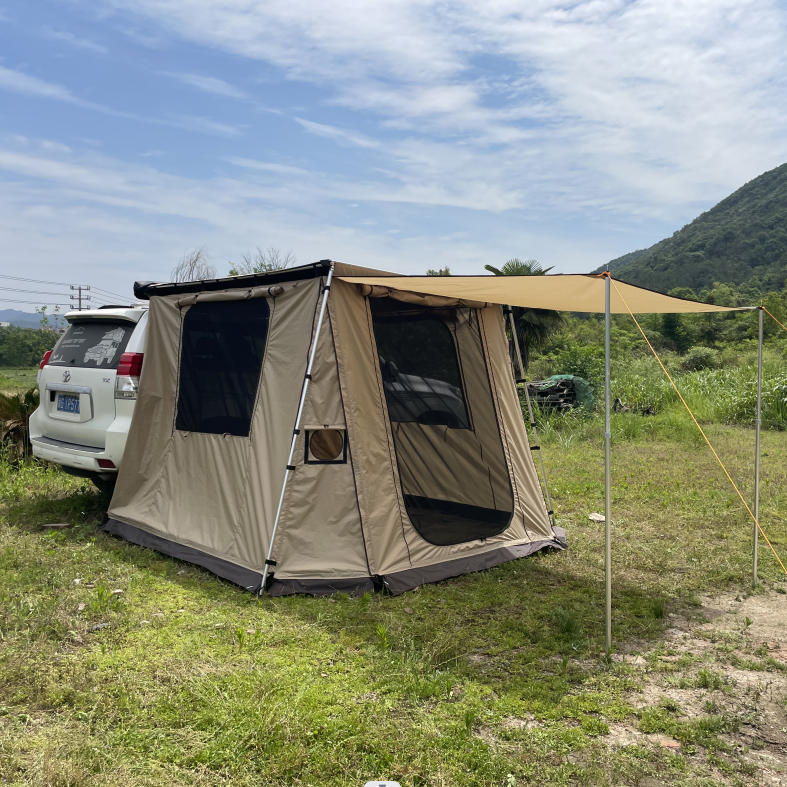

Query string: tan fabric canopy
339 273 748 314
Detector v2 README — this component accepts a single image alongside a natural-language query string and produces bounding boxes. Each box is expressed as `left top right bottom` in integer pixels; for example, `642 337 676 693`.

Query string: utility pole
70 285 91 310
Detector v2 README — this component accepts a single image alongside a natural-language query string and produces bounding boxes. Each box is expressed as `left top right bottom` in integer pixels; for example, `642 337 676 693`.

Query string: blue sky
1 0 786 304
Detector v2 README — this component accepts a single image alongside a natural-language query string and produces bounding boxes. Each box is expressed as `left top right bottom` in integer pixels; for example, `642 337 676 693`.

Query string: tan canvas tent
106 261 740 596
105 261 568 595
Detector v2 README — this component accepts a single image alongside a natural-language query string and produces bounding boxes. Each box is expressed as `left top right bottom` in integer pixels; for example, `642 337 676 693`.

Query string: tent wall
269 303 371 583
329 279 556 584
108 278 323 581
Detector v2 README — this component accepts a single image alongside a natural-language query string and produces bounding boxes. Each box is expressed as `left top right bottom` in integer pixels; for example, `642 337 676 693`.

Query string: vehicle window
372 317 469 429
176 298 269 437
48 321 134 369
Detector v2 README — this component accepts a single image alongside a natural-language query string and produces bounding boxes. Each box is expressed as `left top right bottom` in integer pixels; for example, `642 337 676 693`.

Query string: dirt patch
609 587 787 785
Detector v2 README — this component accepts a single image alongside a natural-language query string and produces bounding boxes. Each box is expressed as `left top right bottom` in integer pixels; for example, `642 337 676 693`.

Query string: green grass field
1 415 786 786
0 368 38 393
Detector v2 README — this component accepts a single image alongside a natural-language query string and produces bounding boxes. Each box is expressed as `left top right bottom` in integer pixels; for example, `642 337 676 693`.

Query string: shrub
680 346 720 372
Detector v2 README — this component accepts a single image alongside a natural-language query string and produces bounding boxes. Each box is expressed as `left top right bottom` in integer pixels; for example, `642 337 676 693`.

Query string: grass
0 368 39 394
1 420 787 785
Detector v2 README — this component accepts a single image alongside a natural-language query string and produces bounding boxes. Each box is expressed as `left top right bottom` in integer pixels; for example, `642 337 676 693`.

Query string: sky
1 0 786 305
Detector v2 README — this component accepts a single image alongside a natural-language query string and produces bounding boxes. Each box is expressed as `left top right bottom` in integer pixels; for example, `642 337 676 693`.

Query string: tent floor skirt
103 518 265 592
103 518 566 596
382 529 566 595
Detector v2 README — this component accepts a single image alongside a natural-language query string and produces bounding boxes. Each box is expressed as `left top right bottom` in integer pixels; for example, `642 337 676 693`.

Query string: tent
106 261 743 607
105 261 566 595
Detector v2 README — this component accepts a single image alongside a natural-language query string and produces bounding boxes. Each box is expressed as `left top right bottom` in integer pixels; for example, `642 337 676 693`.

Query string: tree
171 247 217 282
426 266 451 276
484 258 564 370
229 247 296 276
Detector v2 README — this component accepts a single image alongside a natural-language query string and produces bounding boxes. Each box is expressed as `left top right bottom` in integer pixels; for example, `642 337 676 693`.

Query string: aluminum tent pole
260 263 335 594
506 307 555 528
604 273 612 654
754 305 763 588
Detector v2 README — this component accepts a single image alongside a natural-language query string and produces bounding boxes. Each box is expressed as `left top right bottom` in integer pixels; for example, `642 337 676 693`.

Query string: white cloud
295 118 380 149
96 0 787 216
0 65 82 104
228 157 310 175
44 29 108 54
164 71 248 99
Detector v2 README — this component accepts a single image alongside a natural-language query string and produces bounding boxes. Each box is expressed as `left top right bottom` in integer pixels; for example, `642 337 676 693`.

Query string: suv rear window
49 320 134 369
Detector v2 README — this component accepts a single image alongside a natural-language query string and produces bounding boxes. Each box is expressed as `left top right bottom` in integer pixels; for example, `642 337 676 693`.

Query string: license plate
57 394 80 414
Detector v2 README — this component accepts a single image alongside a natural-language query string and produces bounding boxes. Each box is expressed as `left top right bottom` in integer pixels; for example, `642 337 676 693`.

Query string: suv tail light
115 352 144 400
39 350 53 370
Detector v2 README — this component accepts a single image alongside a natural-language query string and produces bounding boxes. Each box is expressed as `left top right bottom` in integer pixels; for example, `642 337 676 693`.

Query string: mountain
596 162 787 294
0 309 44 329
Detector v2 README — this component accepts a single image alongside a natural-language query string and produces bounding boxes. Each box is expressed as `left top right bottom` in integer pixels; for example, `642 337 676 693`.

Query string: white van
29 305 148 489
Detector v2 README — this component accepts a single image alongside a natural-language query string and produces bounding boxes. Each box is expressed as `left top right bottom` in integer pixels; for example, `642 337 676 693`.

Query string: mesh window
48 320 133 369
371 299 513 546
372 316 470 429
176 299 269 436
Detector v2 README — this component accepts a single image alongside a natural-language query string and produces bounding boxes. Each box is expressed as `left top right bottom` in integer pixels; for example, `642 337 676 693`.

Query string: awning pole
506 307 555 528
260 263 335 594
604 273 612 654
754 305 763 588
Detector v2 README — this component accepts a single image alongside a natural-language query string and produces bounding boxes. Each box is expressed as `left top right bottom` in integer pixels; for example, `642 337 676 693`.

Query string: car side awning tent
105 262 743 597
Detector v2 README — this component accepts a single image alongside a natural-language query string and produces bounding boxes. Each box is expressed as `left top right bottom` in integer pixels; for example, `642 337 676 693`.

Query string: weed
695 669 727 691
649 598 666 619
375 623 389 650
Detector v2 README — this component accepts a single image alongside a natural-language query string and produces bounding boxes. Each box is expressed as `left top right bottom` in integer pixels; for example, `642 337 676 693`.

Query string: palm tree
484 258 564 370
0 387 39 460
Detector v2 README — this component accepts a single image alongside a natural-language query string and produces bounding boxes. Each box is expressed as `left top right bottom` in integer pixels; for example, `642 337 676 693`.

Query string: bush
553 345 604 389
680 346 720 372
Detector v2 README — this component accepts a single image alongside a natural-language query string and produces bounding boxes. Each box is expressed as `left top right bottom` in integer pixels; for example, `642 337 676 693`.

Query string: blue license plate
57 394 80 414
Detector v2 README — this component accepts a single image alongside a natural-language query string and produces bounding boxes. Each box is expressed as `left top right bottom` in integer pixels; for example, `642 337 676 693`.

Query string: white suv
29 305 148 489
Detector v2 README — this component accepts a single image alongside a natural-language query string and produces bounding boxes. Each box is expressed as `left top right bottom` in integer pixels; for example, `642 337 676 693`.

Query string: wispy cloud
43 29 108 54
295 118 380 149
0 65 83 104
228 157 310 175
98 0 787 216
0 66 243 137
164 72 248 99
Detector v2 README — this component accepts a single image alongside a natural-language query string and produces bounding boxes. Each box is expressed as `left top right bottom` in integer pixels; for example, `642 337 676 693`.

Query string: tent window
305 429 347 464
371 300 514 547
372 317 470 429
176 298 269 437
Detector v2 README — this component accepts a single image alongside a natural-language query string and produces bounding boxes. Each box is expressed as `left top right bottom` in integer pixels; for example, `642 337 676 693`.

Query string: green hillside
597 162 787 293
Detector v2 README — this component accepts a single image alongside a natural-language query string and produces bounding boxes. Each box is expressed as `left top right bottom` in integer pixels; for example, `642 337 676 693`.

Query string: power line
0 298 73 305
0 287 73 296
0 274 84 287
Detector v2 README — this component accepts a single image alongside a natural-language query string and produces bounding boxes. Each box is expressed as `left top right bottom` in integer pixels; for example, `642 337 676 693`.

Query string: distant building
0 321 10 328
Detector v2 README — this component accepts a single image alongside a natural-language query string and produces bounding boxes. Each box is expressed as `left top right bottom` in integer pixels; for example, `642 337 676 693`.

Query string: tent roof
133 260 748 314
338 273 749 314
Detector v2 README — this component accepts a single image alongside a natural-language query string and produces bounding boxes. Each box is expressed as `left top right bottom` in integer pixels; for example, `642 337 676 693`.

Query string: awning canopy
339 273 748 314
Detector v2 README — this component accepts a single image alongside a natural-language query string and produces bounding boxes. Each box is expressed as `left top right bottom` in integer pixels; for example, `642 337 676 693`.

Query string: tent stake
260 262 336 594
754 306 763 588
604 273 612 654
506 306 555 529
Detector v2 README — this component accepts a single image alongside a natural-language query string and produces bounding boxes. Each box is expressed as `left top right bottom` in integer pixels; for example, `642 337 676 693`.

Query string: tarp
338 274 748 314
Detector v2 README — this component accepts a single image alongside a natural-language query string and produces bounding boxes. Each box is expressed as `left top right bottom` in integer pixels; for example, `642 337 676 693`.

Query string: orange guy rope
609 277 787 578
763 306 787 334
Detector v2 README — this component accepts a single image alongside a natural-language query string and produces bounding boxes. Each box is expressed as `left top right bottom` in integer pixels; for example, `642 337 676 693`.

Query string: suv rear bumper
31 435 120 474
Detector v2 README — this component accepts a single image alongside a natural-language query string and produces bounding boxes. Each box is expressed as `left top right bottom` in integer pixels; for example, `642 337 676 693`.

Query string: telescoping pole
260 263 335 594
506 307 555 528
604 273 612 654
754 306 763 588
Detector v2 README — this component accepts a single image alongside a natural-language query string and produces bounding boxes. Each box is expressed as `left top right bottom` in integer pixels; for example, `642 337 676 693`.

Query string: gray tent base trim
103 519 265 592
383 528 567 595
103 518 566 596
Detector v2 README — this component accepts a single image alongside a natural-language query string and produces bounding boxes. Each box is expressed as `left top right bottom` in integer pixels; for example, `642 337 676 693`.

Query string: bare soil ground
608 587 787 785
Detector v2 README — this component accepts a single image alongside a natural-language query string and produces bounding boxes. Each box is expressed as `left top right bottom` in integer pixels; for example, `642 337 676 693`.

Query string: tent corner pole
604 274 612 654
754 305 763 588
506 306 555 529
260 263 336 595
